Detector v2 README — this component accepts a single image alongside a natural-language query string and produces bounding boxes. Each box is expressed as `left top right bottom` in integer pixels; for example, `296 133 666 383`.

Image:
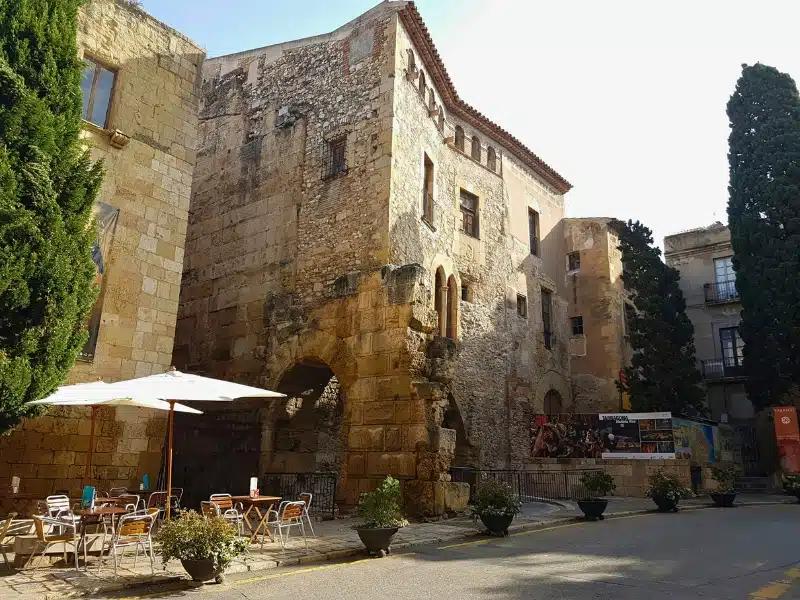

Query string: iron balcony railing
700 358 745 380
704 280 739 304
450 468 601 502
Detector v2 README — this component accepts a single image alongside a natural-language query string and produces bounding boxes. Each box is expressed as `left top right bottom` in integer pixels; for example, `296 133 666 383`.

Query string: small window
517 294 527 318
419 70 426 96
529 209 540 256
428 89 436 111
460 189 478 238
568 251 580 271
422 153 434 223
541 289 553 349
438 110 444 132
407 49 416 71
81 57 116 128
461 284 469 302
323 136 347 179
487 147 497 171
454 126 465 151
570 316 584 335
471 136 481 161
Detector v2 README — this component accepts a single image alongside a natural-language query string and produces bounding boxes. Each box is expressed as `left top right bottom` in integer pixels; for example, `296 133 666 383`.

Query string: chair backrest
280 501 305 522
146 507 160 518
109 487 127 497
200 501 220 519
46 495 71 516
117 513 153 539
117 494 140 510
0 513 17 541
170 488 184 503
298 493 313 510
210 494 233 511
32 516 47 542
148 491 168 508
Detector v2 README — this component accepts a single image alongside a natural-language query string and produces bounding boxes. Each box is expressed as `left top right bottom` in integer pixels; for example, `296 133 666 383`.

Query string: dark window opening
542 289 553 349
471 136 481 161
487 146 497 171
419 70 426 96
461 284 469 302
460 189 479 238
454 126 465 151
428 89 436 111
568 251 580 271
423 153 434 223
517 294 527 318
529 209 540 256
323 136 347 179
720 326 744 369
570 316 584 336
437 111 445 132
81 57 116 128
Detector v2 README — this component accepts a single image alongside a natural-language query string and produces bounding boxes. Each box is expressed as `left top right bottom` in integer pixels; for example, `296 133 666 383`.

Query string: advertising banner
672 418 717 463
774 406 800 474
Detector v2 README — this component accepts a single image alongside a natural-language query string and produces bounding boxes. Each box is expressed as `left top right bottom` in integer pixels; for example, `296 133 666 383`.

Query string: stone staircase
735 476 772 493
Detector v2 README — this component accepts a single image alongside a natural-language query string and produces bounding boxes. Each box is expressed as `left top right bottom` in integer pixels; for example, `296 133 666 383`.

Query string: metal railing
704 280 739 303
450 468 601 502
700 358 745 380
259 472 337 519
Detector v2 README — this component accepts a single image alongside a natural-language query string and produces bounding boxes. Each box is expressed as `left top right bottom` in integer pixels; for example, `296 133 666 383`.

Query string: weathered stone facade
563 218 630 413
0 0 204 509
175 2 573 513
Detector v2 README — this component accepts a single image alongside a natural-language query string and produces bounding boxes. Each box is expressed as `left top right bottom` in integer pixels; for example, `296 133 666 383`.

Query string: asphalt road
133 505 800 600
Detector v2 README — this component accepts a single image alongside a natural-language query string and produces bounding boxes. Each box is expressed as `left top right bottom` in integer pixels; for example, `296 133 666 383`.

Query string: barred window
323 136 347 179
460 189 478 238
571 316 584 335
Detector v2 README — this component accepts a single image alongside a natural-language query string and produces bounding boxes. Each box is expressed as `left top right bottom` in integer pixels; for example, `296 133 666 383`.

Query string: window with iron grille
568 251 580 271
541 289 553 349
81 57 116 128
517 294 527 318
460 189 478 238
570 316 584 335
529 209 540 256
323 136 347 179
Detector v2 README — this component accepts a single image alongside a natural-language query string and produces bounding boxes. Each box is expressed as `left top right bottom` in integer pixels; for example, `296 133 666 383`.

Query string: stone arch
543 389 563 414
487 146 497 171
471 135 481 161
454 125 464 151
441 394 476 467
418 69 426 96
266 328 358 392
446 274 458 340
534 369 572 413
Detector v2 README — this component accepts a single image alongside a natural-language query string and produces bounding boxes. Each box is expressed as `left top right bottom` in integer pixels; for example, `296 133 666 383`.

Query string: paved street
117 505 800 600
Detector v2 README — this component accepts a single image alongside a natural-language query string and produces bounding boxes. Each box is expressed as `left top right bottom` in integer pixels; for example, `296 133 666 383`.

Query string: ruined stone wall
389 20 572 471
564 219 628 413
0 0 203 504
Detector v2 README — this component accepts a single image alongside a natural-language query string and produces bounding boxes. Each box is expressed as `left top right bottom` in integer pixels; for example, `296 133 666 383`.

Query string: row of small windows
453 127 497 171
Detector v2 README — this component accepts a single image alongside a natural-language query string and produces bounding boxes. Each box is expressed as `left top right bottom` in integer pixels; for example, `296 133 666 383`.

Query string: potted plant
709 466 738 507
472 479 521 536
353 476 408 557
645 468 691 512
577 470 616 521
783 474 800 502
157 510 248 583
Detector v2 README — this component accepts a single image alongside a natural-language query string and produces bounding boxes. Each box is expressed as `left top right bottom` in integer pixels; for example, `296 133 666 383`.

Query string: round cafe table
73 506 129 562
229 495 281 543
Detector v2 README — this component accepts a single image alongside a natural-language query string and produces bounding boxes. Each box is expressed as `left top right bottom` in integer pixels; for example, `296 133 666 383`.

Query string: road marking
750 563 800 599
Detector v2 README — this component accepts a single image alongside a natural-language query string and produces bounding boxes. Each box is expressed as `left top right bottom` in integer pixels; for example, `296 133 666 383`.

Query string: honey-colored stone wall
0 0 203 507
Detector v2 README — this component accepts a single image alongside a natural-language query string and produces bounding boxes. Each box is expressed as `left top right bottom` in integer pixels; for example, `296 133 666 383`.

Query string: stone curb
38 498 797 599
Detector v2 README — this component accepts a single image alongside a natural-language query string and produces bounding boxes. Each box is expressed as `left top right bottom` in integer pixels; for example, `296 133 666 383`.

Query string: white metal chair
210 494 245 536
109 487 128 498
45 495 80 533
1 513 17 572
298 493 315 538
265 501 308 553
27 516 83 571
98 512 156 575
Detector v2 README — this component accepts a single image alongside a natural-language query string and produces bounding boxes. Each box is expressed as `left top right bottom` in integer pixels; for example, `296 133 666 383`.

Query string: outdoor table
229 495 281 543
73 506 128 564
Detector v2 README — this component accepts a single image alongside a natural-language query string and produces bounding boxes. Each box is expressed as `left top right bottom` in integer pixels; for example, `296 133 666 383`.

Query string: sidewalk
1 494 795 599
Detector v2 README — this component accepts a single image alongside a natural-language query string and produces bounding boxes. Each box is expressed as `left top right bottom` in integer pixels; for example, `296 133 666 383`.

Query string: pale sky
147 0 800 248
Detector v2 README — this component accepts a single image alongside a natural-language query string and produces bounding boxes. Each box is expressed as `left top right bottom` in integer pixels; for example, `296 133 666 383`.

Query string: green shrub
156 511 248 568
472 480 521 518
784 474 800 494
355 476 408 529
645 469 691 502
580 470 616 499
710 466 738 493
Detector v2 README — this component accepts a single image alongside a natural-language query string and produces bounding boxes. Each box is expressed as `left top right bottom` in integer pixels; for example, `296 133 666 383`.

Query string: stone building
0 0 204 512
174 1 573 513
563 218 630 413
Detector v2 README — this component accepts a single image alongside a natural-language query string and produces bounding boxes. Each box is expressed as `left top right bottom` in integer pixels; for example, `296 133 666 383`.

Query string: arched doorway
543 389 563 414
441 395 475 467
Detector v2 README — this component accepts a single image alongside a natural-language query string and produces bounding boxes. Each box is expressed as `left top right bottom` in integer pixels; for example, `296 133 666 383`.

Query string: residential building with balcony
664 222 753 423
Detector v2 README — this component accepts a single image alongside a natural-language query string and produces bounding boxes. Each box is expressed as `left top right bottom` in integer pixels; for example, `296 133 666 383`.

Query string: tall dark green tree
727 63 800 411
611 219 706 416
0 0 103 433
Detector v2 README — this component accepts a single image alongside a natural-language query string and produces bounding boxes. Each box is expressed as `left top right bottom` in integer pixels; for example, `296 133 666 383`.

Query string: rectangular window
570 316 584 335
720 326 744 369
541 289 553 349
517 294 527 318
714 256 737 300
568 251 580 271
460 189 479 238
423 154 434 223
81 57 116 128
323 136 347 179
529 209 540 256
461 284 469 302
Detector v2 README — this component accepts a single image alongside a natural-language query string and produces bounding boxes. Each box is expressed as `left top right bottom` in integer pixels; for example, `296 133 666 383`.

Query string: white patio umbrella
28 383 202 485
102 369 284 518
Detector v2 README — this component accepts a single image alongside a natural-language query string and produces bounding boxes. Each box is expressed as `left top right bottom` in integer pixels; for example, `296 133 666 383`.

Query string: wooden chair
1 513 17 572
99 512 155 575
27 516 83 571
210 494 244 535
298 493 315 538
265 501 308 553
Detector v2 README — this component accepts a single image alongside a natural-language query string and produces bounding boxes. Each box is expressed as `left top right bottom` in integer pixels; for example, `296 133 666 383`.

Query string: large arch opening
543 389 564 414
441 394 476 467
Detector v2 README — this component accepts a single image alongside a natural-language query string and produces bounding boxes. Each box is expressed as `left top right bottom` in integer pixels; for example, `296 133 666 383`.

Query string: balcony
704 280 739 304
700 358 745 381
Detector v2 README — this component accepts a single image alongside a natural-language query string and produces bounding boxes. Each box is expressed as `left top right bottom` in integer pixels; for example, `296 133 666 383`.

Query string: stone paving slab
1 494 796 599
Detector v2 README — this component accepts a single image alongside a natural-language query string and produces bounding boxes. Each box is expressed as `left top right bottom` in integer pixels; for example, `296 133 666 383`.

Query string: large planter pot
356 527 398 557
651 494 680 513
180 558 225 583
710 492 737 507
577 499 609 521
479 513 514 536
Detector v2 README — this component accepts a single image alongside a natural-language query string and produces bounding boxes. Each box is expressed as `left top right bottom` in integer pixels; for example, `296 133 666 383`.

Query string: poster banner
530 412 675 460
774 407 800 474
672 418 717 463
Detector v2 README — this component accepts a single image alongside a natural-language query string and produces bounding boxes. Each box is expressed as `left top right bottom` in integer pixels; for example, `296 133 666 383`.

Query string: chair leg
305 512 315 538
299 521 308 552
148 538 155 575
113 544 118 576
2 548 10 573
33 544 48 572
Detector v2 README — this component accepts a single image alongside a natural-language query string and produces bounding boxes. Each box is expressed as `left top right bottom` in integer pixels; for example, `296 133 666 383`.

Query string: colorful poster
672 418 717 463
774 407 800 474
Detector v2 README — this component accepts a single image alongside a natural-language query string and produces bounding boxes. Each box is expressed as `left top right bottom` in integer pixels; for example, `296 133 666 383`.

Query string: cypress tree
611 219 707 416
727 63 800 411
0 0 103 433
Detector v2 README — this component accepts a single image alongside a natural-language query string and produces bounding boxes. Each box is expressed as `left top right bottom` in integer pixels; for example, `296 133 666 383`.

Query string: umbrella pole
85 406 97 485
166 401 175 520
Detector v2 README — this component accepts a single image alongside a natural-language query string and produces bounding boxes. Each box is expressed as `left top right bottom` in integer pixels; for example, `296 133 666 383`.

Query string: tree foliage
0 0 103 433
727 63 800 410
611 219 706 416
